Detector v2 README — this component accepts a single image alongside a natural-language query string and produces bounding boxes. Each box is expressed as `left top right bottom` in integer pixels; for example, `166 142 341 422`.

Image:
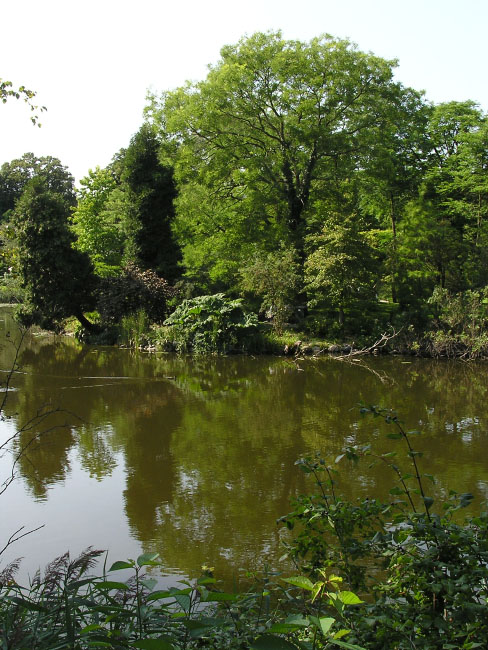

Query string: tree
357 89 432 303
305 213 380 328
148 31 420 289
0 153 76 220
121 124 181 281
72 165 127 276
13 178 97 331
240 245 301 333
399 102 488 297
0 78 46 125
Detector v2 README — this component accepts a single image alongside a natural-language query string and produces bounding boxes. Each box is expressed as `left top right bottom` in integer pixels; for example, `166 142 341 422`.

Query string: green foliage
0 550 366 650
280 406 488 648
240 246 302 333
0 152 76 220
122 124 181 282
305 217 380 328
0 271 25 303
13 178 97 331
97 263 177 325
72 165 127 276
120 309 151 348
0 77 46 125
163 293 259 354
425 286 488 358
150 31 417 292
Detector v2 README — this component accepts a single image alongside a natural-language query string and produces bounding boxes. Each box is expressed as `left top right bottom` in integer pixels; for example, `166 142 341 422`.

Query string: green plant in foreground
280 406 488 649
0 548 364 649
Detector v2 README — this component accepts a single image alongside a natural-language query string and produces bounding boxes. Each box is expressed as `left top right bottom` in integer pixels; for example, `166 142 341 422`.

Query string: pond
1 306 487 584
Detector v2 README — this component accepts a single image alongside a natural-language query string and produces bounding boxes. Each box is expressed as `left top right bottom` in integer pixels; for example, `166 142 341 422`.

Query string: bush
0 550 366 650
163 293 259 354
97 263 177 325
425 286 488 358
280 405 488 648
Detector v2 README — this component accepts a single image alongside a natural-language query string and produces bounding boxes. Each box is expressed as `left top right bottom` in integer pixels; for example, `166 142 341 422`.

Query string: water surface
1 307 487 583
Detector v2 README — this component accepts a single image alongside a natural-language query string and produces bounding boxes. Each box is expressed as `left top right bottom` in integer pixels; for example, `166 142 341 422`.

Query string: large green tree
72 165 127 276
148 31 423 291
121 124 181 282
399 102 488 297
13 178 97 331
0 152 76 219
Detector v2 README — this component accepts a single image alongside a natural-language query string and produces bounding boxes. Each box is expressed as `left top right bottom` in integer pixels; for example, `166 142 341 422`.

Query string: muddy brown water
0 307 487 584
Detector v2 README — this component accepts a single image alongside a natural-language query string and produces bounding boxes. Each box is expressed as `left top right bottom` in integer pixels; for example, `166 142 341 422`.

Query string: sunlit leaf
137 552 160 567
109 560 133 571
282 576 314 591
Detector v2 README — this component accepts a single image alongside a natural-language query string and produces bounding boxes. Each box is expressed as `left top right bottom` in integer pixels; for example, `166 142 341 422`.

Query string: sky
1 0 487 184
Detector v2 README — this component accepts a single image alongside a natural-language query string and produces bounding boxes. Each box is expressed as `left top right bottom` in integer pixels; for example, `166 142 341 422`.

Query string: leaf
284 614 309 627
268 623 304 633
137 552 160 567
389 487 404 495
196 576 217 585
146 590 171 602
81 624 104 634
459 492 474 507
132 641 174 650
10 596 47 612
203 591 239 602
109 560 134 571
140 578 157 591
95 580 129 591
282 576 314 591
337 591 364 605
319 617 335 635
326 637 367 649
251 635 300 649
386 433 402 440
422 496 434 510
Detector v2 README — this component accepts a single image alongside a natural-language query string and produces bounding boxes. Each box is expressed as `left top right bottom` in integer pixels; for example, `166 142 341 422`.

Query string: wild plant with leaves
280 405 488 649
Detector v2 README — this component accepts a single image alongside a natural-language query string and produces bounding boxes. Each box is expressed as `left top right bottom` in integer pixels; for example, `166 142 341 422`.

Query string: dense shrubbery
425 286 488 358
97 263 177 325
162 293 259 354
280 406 488 649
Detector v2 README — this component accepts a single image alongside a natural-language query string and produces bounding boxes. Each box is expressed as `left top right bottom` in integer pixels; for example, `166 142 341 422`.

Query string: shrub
163 293 259 354
97 263 177 325
426 286 488 358
280 405 488 648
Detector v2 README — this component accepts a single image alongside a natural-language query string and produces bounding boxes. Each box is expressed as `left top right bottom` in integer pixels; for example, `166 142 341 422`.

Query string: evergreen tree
13 178 97 331
121 124 181 282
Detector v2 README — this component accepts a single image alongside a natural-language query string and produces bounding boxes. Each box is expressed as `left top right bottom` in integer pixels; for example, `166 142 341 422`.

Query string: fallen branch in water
331 328 401 361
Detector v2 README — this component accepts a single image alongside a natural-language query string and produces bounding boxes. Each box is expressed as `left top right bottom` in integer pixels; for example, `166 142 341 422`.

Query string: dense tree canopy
121 124 181 282
13 178 96 331
0 153 76 219
147 31 427 291
72 165 127 276
2 33 488 343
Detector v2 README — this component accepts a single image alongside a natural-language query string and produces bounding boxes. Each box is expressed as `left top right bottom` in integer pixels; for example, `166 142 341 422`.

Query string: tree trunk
75 311 99 333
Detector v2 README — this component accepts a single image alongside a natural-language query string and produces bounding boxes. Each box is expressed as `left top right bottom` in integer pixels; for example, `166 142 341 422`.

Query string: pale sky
1 0 486 184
